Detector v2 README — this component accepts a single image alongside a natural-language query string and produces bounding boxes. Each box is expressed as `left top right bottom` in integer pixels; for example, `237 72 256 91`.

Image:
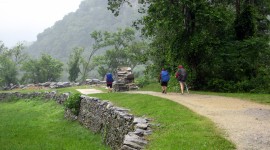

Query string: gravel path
128 91 270 150
78 89 270 150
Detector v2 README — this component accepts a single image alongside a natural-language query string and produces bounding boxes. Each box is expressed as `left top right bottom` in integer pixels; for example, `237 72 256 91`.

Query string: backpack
177 68 187 81
161 70 170 82
106 73 114 82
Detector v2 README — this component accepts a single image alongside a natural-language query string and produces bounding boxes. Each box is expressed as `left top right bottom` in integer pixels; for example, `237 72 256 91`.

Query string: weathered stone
64 108 78 121
124 133 147 146
133 117 148 124
134 128 145 137
135 123 148 130
121 145 139 150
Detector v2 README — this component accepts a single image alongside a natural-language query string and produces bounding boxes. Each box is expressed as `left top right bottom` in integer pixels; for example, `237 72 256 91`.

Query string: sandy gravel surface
76 89 103 95
127 91 270 150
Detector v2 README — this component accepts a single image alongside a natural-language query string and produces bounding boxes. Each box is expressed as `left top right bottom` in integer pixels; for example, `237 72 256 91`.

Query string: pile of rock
114 67 139 91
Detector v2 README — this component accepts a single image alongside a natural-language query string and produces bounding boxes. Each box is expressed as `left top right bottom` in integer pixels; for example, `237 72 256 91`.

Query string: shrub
64 93 81 116
167 77 180 92
135 76 151 88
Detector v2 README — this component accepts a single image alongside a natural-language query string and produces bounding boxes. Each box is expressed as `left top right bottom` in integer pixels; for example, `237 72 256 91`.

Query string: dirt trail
128 91 270 150
78 89 270 150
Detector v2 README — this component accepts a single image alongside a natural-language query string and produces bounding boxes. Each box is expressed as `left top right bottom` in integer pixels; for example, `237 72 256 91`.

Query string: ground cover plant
0 98 109 150
91 93 235 150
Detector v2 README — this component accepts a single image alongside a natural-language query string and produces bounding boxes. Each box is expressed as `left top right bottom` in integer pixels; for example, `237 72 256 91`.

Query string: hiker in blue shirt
105 73 114 92
159 68 170 94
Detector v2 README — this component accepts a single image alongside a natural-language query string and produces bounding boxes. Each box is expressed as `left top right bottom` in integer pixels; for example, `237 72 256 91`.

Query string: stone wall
0 92 151 150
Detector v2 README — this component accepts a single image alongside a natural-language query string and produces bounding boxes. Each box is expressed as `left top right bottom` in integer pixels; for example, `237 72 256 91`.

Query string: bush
207 79 236 92
135 76 151 88
167 77 180 93
64 93 81 115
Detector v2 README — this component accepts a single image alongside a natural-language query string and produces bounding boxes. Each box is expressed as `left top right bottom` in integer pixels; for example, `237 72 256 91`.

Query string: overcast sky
0 0 83 48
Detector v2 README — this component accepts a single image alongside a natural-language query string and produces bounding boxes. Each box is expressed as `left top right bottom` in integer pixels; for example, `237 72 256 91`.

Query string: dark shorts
179 80 186 83
107 83 112 88
178 77 186 82
161 81 168 86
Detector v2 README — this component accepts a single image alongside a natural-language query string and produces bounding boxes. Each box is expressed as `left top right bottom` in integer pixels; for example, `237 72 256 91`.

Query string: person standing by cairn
105 72 114 92
159 68 170 94
175 65 188 94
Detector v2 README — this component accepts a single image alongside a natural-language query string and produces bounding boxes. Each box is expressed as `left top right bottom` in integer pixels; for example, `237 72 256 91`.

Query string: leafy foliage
0 42 27 87
92 28 148 76
64 93 81 116
21 54 64 83
107 0 270 93
68 47 84 82
234 5 256 40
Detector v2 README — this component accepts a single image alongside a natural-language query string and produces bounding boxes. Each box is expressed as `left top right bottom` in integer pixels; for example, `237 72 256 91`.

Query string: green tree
234 5 256 40
79 31 104 82
0 55 17 87
22 54 64 83
68 47 84 82
92 28 148 76
107 0 270 92
0 42 18 87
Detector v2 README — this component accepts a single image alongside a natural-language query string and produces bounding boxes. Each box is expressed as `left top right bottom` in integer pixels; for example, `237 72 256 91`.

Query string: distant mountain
26 0 140 62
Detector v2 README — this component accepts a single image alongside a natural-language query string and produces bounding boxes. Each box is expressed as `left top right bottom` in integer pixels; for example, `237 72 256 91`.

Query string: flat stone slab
76 89 103 94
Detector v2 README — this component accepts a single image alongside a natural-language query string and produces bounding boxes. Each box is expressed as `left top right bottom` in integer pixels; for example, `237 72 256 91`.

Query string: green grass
141 82 270 105
2 83 269 150
140 81 180 93
0 98 109 150
0 85 90 94
55 85 89 94
192 91 270 105
0 88 54 93
91 93 235 150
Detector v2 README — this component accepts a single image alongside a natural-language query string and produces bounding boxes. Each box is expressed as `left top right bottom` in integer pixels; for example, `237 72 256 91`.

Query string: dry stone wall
0 92 150 150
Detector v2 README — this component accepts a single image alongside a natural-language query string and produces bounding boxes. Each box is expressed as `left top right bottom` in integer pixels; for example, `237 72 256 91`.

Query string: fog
0 0 83 48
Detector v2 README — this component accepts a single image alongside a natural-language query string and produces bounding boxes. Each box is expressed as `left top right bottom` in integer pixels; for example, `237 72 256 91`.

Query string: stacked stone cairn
114 67 139 91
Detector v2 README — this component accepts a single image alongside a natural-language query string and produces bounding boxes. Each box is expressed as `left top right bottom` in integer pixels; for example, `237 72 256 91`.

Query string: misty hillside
26 0 140 62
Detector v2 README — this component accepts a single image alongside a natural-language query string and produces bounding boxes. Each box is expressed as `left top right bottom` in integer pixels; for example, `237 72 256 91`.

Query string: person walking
175 65 188 94
159 68 170 94
105 73 114 92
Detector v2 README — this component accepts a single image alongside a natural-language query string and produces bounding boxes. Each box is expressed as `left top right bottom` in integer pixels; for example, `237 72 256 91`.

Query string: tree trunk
183 4 196 35
236 0 241 16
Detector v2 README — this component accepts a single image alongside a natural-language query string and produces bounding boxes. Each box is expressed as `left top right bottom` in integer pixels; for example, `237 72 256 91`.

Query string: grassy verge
141 82 270 105
0 98 109 150
55 85 89 93
192 91 270 105
0 85 90 94
91 93 235 150
140 81 180 93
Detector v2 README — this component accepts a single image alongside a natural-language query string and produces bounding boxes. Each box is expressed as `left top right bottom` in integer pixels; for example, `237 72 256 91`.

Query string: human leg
164 82 168 94
162 86 165 93
161 82 167 93
107 83 112 92
179 81 184 94
184 82 189 93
